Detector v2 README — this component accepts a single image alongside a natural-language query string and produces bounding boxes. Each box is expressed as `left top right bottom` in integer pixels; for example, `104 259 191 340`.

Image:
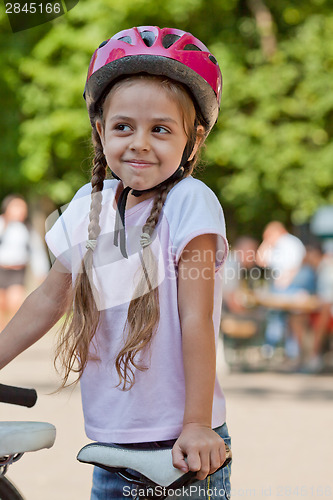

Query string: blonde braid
54 126 107 388
86 128 107 248
115 176 183 390
143 179 179 237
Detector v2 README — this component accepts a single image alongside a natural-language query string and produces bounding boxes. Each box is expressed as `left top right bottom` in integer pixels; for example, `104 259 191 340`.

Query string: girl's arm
0 260 72 370
172 233 226 480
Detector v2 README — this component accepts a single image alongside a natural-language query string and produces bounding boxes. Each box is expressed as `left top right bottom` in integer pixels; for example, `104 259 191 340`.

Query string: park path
1 330 333 499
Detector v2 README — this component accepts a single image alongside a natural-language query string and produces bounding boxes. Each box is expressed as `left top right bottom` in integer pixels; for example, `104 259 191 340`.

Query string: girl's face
96 79 195 192
5 198 28 222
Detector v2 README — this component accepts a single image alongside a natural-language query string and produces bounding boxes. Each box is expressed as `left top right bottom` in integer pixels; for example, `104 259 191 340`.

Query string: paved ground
1 331 333 500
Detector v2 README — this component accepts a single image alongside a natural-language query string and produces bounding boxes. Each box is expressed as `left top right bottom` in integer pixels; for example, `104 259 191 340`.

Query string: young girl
0 26 231 499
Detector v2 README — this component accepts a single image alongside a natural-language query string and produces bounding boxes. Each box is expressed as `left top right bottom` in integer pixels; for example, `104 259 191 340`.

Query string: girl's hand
172 423 227 480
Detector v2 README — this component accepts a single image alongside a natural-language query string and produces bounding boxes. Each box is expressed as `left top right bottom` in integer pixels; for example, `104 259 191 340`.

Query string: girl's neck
114 182 156 211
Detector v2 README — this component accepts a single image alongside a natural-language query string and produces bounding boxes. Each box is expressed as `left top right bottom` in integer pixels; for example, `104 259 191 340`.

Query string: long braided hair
54 126 107 386
55 75 205 390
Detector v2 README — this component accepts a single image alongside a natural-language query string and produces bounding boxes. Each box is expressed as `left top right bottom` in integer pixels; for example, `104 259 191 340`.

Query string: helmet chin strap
113 135 196 258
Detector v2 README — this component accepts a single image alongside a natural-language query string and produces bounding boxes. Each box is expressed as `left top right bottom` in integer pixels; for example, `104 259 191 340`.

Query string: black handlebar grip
0 384 37 408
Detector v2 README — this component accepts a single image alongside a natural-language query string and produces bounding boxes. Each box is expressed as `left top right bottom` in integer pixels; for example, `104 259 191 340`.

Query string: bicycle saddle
0 422 56 456
78 443 190 487
77 442 232 489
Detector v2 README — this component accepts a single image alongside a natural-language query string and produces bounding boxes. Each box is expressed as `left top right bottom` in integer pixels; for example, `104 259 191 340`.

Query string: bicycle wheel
0 476 24 500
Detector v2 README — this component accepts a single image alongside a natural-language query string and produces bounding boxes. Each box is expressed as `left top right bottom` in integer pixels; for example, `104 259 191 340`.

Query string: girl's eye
153 126 169 134
115 124 131 132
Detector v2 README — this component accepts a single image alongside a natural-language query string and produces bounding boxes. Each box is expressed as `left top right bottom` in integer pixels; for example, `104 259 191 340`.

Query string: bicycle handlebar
0 383 37 408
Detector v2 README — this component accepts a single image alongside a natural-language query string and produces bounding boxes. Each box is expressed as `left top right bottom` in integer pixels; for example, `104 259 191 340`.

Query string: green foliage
1 0 332 238
206 12 333 237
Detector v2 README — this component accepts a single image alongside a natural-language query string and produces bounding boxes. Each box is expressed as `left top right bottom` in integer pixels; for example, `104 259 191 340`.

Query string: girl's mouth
124 159 156 169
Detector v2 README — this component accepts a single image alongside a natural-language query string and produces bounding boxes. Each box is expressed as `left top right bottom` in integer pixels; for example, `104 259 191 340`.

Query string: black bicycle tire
0 477 24 500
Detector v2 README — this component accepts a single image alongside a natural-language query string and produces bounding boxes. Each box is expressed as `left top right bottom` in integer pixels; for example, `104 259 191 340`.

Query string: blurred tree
206 8 333 238
0 0 332 239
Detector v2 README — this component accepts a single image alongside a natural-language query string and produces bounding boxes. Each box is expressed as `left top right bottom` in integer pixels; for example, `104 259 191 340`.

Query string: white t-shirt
266 233 305 274
0 217 49 276
45 177 228 443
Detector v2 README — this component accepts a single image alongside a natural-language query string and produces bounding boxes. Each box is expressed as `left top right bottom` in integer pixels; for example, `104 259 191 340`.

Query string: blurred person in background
256 221 306 290
305 207 333 372
0 195 49 329
256 221 306 360
302 240 333 373
223 236 260 314
221 237 265 360
285 242 323 369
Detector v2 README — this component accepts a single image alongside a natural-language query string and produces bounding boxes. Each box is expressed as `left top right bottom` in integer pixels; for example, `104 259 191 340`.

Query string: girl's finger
209 447 222 474
172 444 189 473
219 442 227 465
195 450 209 480
186 448 201 475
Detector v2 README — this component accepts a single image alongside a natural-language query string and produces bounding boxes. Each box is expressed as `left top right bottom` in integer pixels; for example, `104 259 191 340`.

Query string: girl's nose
129 131 151 152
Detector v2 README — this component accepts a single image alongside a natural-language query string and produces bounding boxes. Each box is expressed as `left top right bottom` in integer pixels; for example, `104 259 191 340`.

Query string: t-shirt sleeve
165 178 228 271
45 183 92 271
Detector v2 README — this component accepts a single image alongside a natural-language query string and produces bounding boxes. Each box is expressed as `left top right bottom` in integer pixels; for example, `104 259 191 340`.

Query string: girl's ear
188 125 205 161
95 120 105 148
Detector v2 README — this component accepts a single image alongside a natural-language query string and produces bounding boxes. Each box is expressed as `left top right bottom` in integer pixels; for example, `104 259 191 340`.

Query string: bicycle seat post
0 453 24 477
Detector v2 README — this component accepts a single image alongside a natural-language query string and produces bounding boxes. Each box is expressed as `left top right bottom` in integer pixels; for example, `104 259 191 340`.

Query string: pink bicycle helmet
84 26 222 133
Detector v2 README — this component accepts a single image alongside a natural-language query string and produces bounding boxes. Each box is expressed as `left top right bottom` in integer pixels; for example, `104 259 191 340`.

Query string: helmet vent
209 55 217 65
98 40 108 48
140 30 156 47
118 36 132 44
162 34 181 48
184 44 201 51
